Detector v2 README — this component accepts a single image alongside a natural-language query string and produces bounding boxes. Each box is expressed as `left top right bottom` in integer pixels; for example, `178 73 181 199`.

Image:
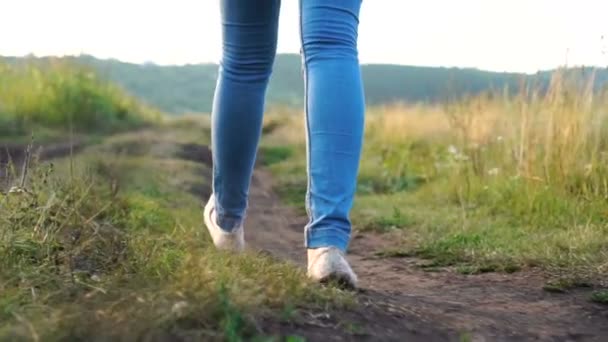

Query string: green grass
542 278 592 293
0 125 351 341
0 59 160 139
265 144 308 214
590 290 608 304
356 171 608 276
258 146 294 167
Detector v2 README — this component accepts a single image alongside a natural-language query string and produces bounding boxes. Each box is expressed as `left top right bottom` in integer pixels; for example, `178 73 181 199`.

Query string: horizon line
2 52 606 76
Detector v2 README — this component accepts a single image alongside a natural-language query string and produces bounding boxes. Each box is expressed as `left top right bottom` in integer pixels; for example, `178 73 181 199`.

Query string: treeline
2 54 606 114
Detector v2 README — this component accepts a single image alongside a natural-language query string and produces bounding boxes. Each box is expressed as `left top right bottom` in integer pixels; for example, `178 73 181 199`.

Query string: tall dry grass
365 70 608 199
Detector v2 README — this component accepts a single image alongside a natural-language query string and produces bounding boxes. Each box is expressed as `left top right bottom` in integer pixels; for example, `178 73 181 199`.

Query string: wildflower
584 163 593 176
172 301 189 316
435 162 447 170
8 186 26 194
497 136 504 142
488 168 500 176
448 145 459 155
447 145 469 161
455 154 469 162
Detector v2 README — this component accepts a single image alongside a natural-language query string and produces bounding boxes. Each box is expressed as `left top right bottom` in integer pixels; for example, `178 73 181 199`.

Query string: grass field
2 58 608 340
0 121 351 341
264 70 608 281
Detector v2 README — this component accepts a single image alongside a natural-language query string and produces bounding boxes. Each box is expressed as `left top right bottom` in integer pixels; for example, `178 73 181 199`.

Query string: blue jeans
211 0 365 252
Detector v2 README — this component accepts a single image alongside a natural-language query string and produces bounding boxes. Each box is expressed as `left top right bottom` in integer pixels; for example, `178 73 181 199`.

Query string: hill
2 54 606 114
0 57 159 139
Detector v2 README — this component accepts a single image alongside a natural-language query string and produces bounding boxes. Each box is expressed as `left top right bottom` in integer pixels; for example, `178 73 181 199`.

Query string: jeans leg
299 0 365 251
212 0 281 231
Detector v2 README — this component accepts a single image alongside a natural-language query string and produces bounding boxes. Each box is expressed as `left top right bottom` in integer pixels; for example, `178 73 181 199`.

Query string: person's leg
210 0 281 233
300 0 365 252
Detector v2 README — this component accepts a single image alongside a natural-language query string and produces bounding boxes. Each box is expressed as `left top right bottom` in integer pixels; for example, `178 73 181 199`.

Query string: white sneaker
307 247 358 289
204 195 245 252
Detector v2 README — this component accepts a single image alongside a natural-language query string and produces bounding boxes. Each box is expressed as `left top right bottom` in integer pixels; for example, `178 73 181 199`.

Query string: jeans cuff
216 214 243 232
306 227 350 252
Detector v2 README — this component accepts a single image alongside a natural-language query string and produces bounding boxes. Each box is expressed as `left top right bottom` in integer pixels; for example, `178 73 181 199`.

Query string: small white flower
497 136 504 142
448 145 459 155
584 163 593 176
172 301 189 316
8 187 25 194
90 274 101 282
455 153 469 162
488 168 500 176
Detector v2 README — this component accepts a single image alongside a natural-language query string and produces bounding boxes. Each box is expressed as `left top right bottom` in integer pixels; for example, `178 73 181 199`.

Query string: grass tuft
590 290 608 304
542 278 593 293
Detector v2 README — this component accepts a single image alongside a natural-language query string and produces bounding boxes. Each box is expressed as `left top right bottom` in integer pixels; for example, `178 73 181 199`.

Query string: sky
1 0 607 73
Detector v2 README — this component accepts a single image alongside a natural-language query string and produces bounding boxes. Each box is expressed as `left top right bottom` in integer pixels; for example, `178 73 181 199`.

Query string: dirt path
5 135 607 341
245 168 608 341
1 140 87 189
